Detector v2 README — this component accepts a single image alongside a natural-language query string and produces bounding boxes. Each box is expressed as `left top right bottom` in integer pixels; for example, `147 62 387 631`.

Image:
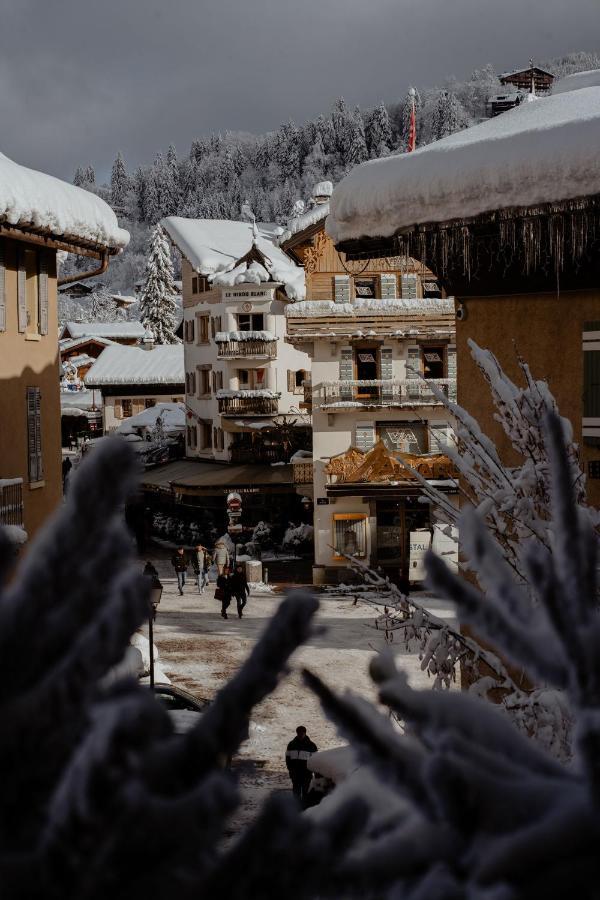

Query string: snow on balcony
286 298 454 317
319 379 456 409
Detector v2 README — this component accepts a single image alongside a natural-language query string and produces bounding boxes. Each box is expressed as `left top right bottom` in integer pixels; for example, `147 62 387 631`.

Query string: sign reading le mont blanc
223 288 272 301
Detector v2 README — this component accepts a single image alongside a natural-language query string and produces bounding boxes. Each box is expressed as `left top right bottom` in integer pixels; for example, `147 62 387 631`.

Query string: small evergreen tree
365 101 393 157
344 106 369 167
139 225 179 344
91 285 118 321
432 89 469 140
110 152 128 209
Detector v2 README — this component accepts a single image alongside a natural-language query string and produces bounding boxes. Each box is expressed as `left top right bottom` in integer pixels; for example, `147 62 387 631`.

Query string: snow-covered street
147 559 455 829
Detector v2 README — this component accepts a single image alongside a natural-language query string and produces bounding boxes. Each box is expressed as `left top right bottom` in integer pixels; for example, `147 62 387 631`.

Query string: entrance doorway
375 497 430 585
354 346 378 399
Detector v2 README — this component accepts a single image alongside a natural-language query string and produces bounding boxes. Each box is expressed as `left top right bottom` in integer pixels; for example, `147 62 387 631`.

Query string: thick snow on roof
286 298 454 317
279 201 330 244
116 402 185 435
161 216 305 300
61 321 147 340
327 87 600 243
85 344 184 386
0 152 129 251
553 68 600 94
59 334 116 352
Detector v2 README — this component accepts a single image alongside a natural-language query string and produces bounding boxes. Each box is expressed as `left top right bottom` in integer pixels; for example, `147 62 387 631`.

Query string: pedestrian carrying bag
215 587 224 601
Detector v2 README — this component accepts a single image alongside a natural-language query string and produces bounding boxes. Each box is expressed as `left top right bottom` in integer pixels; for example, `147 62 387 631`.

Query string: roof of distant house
161 216 305 301
57 279 104 294
85 343 184 387
116 401 186 435
59 334 116 353
0 152 129 252
279 201 330 245
60 321 147 341
327 85 600 244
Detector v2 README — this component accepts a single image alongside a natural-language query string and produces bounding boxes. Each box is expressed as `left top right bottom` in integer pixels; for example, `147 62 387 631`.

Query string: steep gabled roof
85 344 184 387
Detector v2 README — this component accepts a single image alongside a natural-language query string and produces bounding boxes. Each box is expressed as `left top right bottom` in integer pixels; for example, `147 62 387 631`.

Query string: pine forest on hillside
61 50 600 301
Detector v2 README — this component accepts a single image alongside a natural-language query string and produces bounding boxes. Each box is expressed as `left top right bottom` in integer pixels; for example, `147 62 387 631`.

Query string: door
355 346 378 400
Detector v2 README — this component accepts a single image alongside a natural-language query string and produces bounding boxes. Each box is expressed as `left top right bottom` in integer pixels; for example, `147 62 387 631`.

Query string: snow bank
161 216 305 300
61 322 146 340
2 525 28 545
327 86 600 242
85 344 184 386
553 68 600 94
0 151 129 250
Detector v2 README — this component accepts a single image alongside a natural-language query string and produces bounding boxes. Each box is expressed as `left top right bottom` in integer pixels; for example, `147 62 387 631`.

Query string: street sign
317 498 330 505
228 511 242 519
228 499 242 512
227 524 243 533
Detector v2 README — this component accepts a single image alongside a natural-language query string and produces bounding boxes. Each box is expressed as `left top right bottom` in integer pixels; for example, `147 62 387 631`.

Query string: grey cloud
0 0 597 180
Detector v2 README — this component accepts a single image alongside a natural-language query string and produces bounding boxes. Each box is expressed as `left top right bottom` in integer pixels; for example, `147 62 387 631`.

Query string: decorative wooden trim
304 231 328 274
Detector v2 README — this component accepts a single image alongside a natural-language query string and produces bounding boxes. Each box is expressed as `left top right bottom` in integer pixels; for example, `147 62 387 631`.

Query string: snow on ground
327 85 600 242
149 557 455 833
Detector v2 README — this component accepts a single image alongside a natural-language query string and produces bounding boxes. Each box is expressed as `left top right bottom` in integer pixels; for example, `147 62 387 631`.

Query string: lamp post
148 579 163 689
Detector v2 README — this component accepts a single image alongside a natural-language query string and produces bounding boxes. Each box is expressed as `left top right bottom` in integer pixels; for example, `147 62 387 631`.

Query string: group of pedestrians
170 542 250 620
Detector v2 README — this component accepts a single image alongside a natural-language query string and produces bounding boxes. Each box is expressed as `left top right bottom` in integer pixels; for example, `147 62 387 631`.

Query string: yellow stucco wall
0 238 62 538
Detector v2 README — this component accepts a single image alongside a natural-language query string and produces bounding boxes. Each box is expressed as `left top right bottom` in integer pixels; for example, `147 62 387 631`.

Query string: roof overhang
0 220 121 259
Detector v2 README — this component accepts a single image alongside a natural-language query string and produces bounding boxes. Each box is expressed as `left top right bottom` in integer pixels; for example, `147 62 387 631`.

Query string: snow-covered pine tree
365 101 393 157
91 285 119 321
274 120 301 179
432 89 469 140
110 152 128 209
344 106 369 168
139 225 178 344
162 143 181 216
331 97 353 159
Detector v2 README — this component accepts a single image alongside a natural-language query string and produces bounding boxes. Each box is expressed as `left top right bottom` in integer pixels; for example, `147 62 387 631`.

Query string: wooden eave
0 219 122 259
280 219 326 258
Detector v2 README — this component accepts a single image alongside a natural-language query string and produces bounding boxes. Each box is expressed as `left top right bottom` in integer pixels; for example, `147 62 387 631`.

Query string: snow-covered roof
161 216 305 301
110 292 137 305
279 201 330 245
60 389 103 411
116 402 185 435
553 68 600 94
286 298 454 317
85 344 184 387
59 334 116 353
313 181 333 198
327 86 600 244
61 321 147 340
0 152 129 251
500 66 554 79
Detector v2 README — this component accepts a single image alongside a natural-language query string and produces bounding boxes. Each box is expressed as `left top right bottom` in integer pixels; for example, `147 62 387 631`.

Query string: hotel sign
223 288 272 301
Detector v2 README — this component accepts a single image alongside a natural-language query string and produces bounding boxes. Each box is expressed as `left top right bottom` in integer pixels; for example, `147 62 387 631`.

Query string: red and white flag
407 91 417 152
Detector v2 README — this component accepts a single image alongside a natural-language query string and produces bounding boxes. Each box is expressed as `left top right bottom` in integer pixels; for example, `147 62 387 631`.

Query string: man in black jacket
171 547 187 595
285 726 318 805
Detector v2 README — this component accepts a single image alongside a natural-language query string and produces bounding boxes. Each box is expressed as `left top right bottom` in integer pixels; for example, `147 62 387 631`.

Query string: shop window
422 346 445 379
332 513 368 559
187 425 197 449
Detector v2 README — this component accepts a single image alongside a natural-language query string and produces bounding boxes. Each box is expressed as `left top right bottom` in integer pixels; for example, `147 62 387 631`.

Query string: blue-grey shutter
39 252 49 335
17 253 27 333
340 347 353 401
334 275 351 303
401 273 418 300
429 423 450 451
583 322 600 446
356 422 375 452
406 346 421 401
447 345 457 401
0 242 5 332
26 386 43 482
380 347 393 404
380 274 397 300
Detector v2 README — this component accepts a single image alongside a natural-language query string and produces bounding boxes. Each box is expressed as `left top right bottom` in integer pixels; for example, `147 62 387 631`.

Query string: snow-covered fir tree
110 152 128 208
345 106 369 167
432 89 469 140
91 285 119 321
139 225 179 344
365 101 393 157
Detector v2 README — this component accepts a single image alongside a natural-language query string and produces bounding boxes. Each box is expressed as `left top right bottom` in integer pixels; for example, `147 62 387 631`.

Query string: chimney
312 180 333 205
141 327 155 350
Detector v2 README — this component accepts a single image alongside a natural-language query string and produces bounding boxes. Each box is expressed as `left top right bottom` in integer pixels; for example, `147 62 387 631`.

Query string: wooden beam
0 222 118 259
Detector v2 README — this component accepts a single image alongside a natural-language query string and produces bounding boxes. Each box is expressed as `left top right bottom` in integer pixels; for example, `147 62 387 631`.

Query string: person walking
285 726 318 807
215 564 233 619
213 540 230 576
191 544 209 593
171 547 187 595
230 562 250 619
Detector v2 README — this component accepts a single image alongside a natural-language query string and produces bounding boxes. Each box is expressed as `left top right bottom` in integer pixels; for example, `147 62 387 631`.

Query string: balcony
320 379 456 410
217 390 279 417
0 477 24 527
230 445 282 464
215 331 277 359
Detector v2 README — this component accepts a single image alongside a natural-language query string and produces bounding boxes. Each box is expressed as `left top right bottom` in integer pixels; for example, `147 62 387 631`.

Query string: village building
0 150 128 540
161 216 311 464
281 202 457 585
84 341 185 434
59 320 146 345
487 62 555 117
327 73 600 507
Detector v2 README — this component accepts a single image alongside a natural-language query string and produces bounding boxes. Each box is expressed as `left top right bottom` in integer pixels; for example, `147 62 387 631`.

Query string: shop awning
140 459 294 494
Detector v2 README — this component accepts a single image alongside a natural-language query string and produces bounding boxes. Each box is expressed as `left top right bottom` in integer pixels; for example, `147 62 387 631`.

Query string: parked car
150 683 210 734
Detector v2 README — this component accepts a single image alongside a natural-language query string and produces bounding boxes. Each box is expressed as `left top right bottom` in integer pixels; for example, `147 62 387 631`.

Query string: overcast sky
1 0 598 182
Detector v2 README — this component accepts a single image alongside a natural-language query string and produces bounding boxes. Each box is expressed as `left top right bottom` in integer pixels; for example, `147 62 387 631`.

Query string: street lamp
148 579 163 689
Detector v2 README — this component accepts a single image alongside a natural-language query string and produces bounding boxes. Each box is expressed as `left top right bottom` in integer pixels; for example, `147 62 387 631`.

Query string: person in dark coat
230 563 250 618
285 726 318 806
171 547 187 595
62 456 72 490
216 565 233 619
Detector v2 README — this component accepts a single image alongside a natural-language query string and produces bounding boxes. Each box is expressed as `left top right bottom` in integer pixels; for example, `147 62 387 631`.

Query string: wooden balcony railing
217 393 279 417
0 477 24 527
320 379 456 410
217 339 277 359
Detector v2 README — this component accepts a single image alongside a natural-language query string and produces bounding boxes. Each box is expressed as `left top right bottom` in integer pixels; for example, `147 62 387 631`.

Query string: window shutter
380 347 393 403
39 253 49 335
17 254 27 332
447 345 457 401
380 274 397 300
0 242 5 332
287 370 295 392
429 423 451 451
334 275 351 304
211 317 216 339
583 322 600 446
356 422 375 452
406 346 421 401
401 273 418 300
26 387 42 482
339 347 353 400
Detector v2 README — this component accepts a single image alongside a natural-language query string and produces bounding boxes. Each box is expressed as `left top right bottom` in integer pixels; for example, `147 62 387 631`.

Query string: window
199 368 211 395
354 277 377 299
216 427 224 450
287 369 308 394
401 273 418 299
237 313 264 332
24 249 39 333
422 346 445 380
332 514 368 559
186 372 197 395
238 369 249 386
192 276 198 294
121 399 133 418
200 423 212 449
187 425 197 449
145 398 156 409
185 319 195 343
197 315 210 343
26 386 43 483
